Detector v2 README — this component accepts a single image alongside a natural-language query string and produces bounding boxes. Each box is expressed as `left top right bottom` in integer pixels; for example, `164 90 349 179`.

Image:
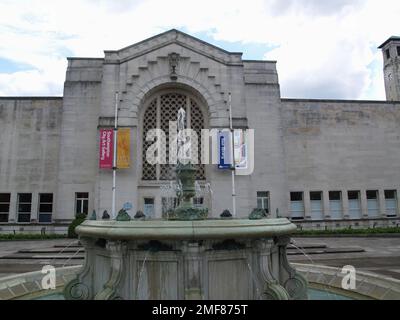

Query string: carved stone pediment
104 29 242 65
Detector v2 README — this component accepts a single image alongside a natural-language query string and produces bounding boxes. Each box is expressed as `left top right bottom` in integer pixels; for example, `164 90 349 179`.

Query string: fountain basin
63 218 308 300
75 218 297 240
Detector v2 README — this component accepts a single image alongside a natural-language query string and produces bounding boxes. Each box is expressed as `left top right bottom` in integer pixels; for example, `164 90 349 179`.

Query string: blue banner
218 131 231 169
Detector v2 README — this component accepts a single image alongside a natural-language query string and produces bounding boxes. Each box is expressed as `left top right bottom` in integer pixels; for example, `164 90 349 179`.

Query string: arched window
142 91 206 181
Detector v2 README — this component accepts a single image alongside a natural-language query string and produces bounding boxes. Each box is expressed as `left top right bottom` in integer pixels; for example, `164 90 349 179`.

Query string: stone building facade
1 29 400 234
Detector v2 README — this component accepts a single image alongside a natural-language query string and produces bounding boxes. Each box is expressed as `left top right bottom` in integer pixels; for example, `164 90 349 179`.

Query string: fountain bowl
63 218 308 300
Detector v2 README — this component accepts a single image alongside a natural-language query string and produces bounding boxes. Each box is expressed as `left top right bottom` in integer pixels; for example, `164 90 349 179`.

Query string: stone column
31 192 39 223
275 236 308 300
64 237 97 300
360 189 368 219
304 191 311 220
379 188 386 218
323 190 330 219
397 188 400 217
182 241 203 300
8 193 17 223
94 240 127 300
342 190 349 219
255 239 289 300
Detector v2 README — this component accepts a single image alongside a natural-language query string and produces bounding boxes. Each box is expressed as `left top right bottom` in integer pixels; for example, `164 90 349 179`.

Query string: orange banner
117 128 130 169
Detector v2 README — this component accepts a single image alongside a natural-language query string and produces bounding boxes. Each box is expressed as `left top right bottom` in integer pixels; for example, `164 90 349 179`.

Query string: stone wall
0 98 62 227
281 99 400 220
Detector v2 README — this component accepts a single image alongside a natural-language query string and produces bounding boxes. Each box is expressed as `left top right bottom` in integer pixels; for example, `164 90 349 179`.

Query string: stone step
53 245 82 249
0 253 85 260
287 247 365 255
288 244 327 250
18 248 85 254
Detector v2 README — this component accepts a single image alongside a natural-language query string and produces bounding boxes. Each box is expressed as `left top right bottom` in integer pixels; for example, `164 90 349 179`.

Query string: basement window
329 191 343 219
38 193 53 223
75 193 89 216
17 193 32 223
310 191 323 220
193 197 204 209
366 190 379 218
0 193 11 223
162 197 179 217
143 198 155 218
348 191 361 219
385 190 398 217
257 191 270 214
290 192 304 220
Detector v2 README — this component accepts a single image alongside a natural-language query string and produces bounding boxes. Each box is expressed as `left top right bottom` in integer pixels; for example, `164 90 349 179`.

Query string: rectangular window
385 190 398 217
17 193 32 223
143 198 155 218
397 46 400 56
386 48 391 59
290 192 304 220
75 193 89 216
329 191 343 219
193 197 204 209
162 197 179 217
366 190 379 218
348 191 361 219
38 193 53 223
310 191 323 220
0 193 11 223
257 191 269 214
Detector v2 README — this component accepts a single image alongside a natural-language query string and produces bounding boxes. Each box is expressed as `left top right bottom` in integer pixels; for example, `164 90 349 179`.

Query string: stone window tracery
142 92 206 181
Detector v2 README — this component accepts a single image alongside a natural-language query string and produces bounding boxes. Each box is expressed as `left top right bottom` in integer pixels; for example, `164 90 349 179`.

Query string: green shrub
0 234 67 240
294 226 400 236
68 213 87 238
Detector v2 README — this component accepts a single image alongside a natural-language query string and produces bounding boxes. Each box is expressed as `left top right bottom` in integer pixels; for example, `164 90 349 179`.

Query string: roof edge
105 29 243 57
281 98 400 104
0 96 63 100
378 36 400 49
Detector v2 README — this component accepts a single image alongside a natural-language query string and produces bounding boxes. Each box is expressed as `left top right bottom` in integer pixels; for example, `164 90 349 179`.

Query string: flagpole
112 92 119 219
228 93 237 217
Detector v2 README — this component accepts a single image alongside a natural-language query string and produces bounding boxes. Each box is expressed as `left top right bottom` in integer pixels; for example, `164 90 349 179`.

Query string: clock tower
379 36 400 101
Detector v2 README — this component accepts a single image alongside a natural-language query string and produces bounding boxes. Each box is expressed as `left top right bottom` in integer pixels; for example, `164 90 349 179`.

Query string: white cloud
0 0 398 99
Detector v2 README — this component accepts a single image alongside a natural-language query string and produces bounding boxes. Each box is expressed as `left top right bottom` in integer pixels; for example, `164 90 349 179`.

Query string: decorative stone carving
94 241 127 300
116 209 131 221
249 208 267 220
137 240 173 252
134 211 146 220
275 236 308 300
89 210 97 220
220 209 232 218
169 52 180 80
212 239 245 251
255 240 290 300
64 238 97 300
64 279 90 300
182 241 203 300
102 210 110 220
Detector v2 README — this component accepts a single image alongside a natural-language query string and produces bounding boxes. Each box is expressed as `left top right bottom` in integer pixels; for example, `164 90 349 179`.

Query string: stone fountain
64 108 307 300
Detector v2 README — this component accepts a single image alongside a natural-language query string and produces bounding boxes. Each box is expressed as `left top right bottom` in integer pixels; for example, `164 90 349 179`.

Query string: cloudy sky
0 0 398 99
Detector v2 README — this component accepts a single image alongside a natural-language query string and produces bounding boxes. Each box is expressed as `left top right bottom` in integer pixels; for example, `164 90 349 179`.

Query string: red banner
99 129 114 169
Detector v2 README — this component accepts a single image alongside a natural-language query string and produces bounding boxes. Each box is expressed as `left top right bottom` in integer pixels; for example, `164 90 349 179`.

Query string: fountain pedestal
64 219 308 300
169 163 208 220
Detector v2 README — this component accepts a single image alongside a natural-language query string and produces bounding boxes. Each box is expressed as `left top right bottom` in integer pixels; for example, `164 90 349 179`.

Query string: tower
379 36 400 101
